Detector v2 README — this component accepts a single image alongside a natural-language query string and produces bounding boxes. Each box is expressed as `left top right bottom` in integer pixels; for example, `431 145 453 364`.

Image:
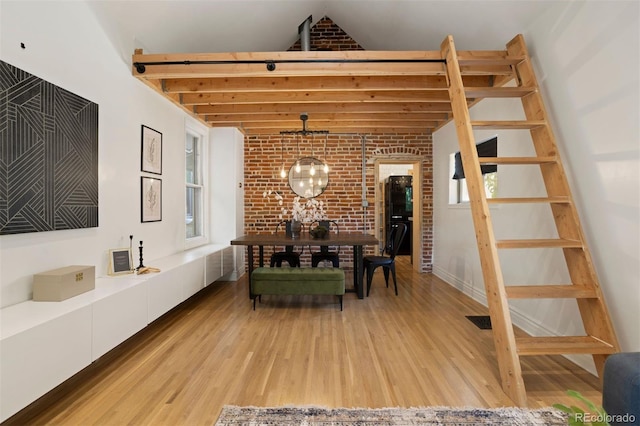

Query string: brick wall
288 16 364 51
244 133 433 272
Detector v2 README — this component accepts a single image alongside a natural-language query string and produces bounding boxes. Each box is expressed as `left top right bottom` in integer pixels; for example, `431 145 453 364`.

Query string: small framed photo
141 176 162 223
108 248 133 275
141 125 162 174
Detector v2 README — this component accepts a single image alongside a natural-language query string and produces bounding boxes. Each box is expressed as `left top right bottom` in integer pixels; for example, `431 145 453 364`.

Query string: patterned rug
214 405 567 425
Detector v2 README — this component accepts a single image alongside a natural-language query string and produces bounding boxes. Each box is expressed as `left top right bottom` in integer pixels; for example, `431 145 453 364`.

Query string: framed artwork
108 248 134 275
141 177 162 222
141 125 162 174
0 61 98 235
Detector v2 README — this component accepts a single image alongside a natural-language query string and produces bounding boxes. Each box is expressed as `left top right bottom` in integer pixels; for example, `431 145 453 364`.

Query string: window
449 136 498 204
186 128 205 241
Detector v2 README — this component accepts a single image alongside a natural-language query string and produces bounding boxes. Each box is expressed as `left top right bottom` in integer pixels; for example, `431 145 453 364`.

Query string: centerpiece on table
263 190 328 239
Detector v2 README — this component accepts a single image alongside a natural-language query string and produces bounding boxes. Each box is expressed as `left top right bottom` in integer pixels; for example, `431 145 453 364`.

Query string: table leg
247 245 254 299
259 246 264 267
354 245 364 299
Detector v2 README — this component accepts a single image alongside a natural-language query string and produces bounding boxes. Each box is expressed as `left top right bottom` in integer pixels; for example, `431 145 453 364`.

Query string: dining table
230 232 379 299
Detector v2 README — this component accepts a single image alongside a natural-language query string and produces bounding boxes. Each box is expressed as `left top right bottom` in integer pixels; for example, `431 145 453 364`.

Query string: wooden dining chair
363 222 407 296
270 220 304 267
309 220 340 267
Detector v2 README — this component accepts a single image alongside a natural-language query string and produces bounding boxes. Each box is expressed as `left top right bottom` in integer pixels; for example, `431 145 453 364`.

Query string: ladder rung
506 285 598 299
516 336 616 356
457 55 526 66
471 120 546 129
478 156 557 165
460 66 515 76
496 239 583 249
465 87 536 98
487 196 570 204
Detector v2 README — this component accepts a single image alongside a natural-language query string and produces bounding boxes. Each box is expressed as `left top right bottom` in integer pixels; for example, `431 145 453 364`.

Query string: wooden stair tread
496 238 583 249
471 120 546 129
465 87 536 98
487 196 570 204
516 336 616 356
478 156 557 165
506 285 597 299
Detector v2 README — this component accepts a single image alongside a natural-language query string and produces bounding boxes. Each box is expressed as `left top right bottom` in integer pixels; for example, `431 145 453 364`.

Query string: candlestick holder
137 240 145 270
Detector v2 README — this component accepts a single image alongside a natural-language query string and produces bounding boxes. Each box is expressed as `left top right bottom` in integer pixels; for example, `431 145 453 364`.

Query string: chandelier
279 113 330 198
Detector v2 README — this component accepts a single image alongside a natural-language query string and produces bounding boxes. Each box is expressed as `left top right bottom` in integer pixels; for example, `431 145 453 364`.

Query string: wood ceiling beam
160 75 447 93
130 49 512 133
180 90 451 105
242 126 433 135
133 51 447 79
159 75 493 93
204 112 449 123
211 119 439 129
194 102 454 114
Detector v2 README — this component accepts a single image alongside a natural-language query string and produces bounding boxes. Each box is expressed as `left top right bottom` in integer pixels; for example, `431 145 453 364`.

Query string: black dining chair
363 222 407 296
270 220 304 267
309 220 340 267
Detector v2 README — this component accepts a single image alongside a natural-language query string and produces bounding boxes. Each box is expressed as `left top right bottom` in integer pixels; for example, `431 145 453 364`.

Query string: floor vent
466 315 492 330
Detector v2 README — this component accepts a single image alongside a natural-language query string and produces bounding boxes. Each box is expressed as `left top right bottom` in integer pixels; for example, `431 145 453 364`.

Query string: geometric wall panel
0 61 98 235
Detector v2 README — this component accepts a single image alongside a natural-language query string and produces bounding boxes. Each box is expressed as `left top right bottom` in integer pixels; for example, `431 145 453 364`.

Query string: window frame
448 135 498 207
185 121 209 249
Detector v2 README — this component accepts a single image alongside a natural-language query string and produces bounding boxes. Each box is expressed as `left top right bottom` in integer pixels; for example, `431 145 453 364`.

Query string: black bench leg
339 295 343 311
253 297 256 310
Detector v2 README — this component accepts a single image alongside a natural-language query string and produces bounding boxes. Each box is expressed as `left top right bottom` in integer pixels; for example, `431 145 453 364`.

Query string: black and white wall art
0 61 99 235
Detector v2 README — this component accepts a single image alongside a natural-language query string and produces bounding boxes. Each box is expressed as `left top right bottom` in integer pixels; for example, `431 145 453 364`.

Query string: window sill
185 236 208 250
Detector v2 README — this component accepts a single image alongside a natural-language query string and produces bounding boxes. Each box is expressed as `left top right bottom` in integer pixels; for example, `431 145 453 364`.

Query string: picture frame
141 125 162 174
141 176 162 222
108 248 133 275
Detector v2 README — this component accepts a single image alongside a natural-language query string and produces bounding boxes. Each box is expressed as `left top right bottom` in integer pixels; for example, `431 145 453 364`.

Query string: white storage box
33 265 95 301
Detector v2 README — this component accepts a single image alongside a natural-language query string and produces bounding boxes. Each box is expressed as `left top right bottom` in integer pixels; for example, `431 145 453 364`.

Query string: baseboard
432 265 597 376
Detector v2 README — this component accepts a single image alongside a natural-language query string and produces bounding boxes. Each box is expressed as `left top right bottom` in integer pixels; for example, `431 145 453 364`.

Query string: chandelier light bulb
280 167 286 178
309 176 313 184
295 162 301 173
299 181 304 187
323 163 329 173
310 163 316 176
318 178 322 185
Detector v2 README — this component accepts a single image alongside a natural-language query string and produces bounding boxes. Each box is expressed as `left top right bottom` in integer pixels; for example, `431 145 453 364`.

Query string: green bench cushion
251 267 345 295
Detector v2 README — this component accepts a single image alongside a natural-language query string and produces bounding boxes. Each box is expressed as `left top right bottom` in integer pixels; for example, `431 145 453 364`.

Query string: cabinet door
182 258 205 299
147 266 186 322
222 246 234 276
205 250 222 285
1 307 92 422
92 283 147 360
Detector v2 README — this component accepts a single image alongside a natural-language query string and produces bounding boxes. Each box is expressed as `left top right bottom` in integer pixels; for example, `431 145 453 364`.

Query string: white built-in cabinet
0 244 235 422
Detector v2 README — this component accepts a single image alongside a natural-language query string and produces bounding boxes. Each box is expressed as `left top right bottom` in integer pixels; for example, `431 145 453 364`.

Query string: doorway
374 160 422 273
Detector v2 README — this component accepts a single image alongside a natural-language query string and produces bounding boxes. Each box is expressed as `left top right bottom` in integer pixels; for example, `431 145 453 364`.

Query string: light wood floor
5 257 602 425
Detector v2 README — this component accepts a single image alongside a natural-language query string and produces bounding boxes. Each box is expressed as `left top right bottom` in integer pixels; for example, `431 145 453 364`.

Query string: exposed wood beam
204 112 449 123
242 126 432 135
161 75 445 93
180 90 451 105
194 102 454 114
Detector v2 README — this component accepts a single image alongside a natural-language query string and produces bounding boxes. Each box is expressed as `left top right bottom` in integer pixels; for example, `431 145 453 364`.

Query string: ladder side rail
440 35 527 407
506 35 620 374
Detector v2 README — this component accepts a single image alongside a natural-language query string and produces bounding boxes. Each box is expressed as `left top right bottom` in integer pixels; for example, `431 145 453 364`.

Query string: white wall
0 1 239 307
433 0 639 372
210 128 245 278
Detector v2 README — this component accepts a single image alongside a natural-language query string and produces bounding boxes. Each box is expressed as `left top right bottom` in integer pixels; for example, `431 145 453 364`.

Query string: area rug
214 405 567 425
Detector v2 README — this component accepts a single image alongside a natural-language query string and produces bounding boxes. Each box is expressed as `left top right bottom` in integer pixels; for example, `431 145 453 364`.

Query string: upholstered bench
251 267 345 310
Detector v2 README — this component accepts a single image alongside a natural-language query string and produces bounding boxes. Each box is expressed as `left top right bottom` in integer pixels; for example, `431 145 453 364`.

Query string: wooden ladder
440 34 620 406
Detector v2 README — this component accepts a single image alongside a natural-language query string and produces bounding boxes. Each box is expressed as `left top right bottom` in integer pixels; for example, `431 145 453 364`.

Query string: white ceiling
87 0 561 55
